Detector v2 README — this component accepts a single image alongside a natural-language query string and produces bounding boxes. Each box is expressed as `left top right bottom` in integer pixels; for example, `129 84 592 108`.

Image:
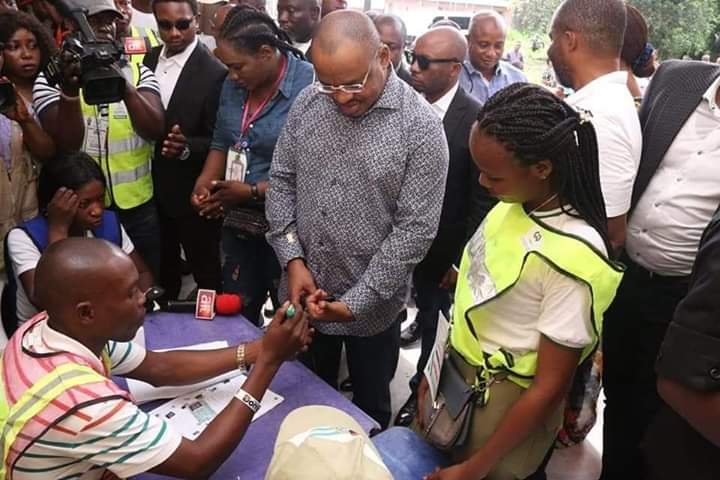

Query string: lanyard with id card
226 144 248 182
224 56 288 183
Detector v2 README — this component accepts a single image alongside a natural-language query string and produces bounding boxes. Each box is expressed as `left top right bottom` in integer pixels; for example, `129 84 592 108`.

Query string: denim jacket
210 52 314 185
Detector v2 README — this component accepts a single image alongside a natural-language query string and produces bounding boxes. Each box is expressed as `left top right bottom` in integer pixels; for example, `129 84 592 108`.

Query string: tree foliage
511 0 720 59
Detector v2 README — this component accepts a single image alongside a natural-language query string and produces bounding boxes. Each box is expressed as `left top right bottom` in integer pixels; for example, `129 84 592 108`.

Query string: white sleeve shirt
155 38 198 108
473 208 603 356
626 75 720 276
566 71 642 218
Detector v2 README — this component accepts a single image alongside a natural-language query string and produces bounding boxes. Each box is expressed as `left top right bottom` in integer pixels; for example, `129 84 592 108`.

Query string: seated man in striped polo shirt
0 237 311 480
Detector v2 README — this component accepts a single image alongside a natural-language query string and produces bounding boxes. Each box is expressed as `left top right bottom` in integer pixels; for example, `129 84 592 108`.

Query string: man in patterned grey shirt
266 10 449 428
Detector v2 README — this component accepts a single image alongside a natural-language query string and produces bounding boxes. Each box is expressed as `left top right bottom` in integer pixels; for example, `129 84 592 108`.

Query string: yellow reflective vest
127 25 161 65
450 202 624 396
80 62 154 210
0 316 125 480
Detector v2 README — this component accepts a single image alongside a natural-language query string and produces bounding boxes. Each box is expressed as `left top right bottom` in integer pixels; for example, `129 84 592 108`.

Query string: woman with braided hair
418 83 624 480
190 5 313 325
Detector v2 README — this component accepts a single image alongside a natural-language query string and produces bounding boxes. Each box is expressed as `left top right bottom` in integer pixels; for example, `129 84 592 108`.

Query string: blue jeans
410 271 451 392
115 200 161 280
221 228 280 326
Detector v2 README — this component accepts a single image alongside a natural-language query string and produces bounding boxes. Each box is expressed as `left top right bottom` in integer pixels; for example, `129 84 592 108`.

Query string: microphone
162 293 243 316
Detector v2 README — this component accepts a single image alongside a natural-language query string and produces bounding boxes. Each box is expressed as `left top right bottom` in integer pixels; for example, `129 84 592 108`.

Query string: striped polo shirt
11 317 182 480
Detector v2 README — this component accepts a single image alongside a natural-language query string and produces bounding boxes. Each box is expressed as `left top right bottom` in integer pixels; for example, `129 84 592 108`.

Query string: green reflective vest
450 202 624 395
80 63 153 210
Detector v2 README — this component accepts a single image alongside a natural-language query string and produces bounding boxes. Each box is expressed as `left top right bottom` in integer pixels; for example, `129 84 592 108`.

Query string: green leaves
510 0 720 59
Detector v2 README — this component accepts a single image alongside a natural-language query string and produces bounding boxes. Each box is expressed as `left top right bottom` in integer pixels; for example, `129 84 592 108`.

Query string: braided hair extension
218 5 305 60
476 83 612 254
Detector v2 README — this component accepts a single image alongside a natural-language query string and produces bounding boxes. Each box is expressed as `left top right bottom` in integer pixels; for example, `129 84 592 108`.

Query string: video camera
45 0 126 105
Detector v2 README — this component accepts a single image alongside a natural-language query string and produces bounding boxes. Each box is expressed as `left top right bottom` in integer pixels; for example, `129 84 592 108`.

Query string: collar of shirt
566 71 628 106
428 81 459 120
463 60 502 80
22 313 106 375
294 40 311 55
702 74 720 116
159 37 198 69
277 52 303 99
365 67 403 114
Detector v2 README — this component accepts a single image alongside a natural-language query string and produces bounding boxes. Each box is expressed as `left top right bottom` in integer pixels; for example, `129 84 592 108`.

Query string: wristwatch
250 183 260 201
179 144 191 161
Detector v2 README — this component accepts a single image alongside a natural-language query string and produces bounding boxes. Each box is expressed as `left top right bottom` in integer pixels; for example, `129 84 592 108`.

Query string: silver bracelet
234 388 261 414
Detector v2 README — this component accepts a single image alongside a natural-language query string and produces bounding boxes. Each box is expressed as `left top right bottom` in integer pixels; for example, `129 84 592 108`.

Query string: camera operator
32 0 165 278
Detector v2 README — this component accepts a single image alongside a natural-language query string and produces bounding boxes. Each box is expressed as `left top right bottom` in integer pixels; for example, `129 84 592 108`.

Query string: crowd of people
0 0 718 479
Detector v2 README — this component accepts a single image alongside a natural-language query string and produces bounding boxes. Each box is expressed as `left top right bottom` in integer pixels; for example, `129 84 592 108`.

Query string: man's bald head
36 238 146 347
410 27 466 101
35 238 131 316
314 10 380 56
469 10 507 37
418 27 467 61
552 0 626 57
312 10 393 118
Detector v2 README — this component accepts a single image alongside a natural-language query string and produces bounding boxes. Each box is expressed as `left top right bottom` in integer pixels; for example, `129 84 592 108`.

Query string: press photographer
33 0 165 279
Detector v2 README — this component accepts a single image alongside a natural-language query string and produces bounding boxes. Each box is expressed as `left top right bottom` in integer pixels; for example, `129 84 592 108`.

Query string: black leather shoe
340 377 353 392
394 394 417 427
400 320 421 347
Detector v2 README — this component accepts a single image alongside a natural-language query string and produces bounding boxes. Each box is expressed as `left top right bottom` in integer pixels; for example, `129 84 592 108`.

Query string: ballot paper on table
126 341 242 404
150 374 283 440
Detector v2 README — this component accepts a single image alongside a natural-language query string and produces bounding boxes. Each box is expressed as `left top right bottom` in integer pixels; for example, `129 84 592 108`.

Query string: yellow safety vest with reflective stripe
80 63 153 210
450 202 624 398
0 353 112 480
127 25 161 65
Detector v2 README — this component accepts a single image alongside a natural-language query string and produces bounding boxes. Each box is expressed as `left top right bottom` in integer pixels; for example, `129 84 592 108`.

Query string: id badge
85 117 107 157
225 146 248 182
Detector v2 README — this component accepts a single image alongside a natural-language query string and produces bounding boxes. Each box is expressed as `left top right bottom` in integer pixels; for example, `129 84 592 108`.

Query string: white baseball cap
265 406 393 480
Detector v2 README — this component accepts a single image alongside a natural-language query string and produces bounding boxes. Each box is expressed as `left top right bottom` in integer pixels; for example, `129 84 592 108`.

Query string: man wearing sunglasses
395 26 494 427
33 0 165 280
460 10 526 104
267 11 449 430
142 0 227 302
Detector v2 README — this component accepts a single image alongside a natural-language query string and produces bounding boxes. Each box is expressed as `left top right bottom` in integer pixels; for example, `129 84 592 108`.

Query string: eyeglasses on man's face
314 55 375 95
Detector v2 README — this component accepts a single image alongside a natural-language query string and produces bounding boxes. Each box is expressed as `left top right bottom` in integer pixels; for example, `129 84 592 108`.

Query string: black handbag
419 355 479 451
224 205 269 237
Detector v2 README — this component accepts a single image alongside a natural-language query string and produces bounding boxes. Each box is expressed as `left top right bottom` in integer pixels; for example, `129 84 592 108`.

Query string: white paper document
150 374 284 440
127 341 242 404
424 312 451 404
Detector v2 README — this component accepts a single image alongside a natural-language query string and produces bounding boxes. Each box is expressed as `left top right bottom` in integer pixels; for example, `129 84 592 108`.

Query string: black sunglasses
409 52 461 70
157 18 195 31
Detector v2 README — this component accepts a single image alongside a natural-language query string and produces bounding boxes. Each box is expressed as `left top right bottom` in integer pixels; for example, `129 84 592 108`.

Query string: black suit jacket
144 42 227 218
415 86 491 282
632 60 720 211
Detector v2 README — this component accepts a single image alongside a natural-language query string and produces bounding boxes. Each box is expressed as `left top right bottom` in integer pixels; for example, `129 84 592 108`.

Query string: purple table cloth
130 312 378 480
